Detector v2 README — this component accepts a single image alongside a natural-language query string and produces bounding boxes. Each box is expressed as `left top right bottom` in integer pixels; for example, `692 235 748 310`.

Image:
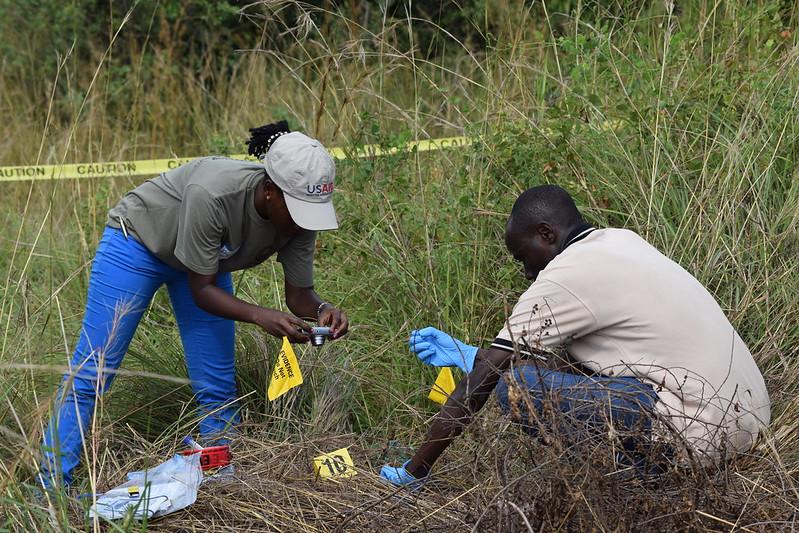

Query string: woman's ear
263 180 278 201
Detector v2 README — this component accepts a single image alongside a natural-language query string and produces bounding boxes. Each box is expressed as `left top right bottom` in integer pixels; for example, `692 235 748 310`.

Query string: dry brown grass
57 400 797 532
49 345 798 532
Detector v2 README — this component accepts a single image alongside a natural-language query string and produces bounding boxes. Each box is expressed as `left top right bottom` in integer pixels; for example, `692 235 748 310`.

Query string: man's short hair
509 185 584 229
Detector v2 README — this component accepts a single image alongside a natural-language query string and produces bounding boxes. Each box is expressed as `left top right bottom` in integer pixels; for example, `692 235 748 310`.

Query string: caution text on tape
0 137 471 182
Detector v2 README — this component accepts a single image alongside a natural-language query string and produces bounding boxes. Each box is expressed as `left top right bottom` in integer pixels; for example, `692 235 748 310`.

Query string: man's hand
252 308 311 343
379 460 426 489
403 347 513 479
318 304 349 339
409 327 478 373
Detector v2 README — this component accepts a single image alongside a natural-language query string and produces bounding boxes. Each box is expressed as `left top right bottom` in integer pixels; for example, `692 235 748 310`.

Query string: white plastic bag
89 453 202 520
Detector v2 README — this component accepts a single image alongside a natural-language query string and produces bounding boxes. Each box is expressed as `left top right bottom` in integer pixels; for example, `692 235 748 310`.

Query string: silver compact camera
309 326 334 346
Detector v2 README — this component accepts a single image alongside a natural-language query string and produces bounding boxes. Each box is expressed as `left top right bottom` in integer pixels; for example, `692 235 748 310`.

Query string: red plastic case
180 445 231 471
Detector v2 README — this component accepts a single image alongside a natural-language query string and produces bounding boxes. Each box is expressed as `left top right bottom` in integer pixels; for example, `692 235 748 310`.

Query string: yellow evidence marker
267 337 304 401
428 367 457 405
313 447 356 480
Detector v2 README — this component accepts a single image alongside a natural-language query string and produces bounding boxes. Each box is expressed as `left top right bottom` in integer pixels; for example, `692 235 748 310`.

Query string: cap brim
284 194 339 231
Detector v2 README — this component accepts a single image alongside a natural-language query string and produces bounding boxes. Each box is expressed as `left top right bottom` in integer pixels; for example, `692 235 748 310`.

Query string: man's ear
536 222 557 245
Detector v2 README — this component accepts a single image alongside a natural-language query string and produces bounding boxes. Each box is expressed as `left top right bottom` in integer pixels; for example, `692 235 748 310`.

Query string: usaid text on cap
306 183 334 195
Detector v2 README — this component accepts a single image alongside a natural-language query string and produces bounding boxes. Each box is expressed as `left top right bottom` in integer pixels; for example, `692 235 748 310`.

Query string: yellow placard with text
267 337 304 401
312 447 356 480
428 367 457 405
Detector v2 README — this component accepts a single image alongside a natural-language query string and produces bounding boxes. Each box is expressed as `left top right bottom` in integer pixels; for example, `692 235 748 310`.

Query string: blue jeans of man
495 363 659 458
41 226 239 486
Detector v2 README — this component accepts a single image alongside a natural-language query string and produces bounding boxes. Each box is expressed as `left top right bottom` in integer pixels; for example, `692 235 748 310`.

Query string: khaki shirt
492 228 770 458
108 157 316 286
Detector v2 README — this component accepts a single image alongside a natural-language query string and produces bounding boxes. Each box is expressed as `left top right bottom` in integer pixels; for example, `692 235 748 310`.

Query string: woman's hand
318 305 349 339
253 307 311 342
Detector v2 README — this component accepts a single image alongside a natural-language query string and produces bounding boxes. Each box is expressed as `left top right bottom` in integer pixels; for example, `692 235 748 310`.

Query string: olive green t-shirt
108 156 316 286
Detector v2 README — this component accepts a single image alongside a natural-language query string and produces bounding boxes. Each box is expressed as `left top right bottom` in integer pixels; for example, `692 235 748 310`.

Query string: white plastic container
89 453 202 520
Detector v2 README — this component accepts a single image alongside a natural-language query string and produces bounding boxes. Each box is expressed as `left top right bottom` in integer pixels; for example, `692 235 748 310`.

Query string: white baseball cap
264 132 338 231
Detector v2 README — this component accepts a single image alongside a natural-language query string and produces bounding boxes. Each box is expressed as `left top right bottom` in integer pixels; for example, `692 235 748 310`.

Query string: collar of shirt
561 222 595 252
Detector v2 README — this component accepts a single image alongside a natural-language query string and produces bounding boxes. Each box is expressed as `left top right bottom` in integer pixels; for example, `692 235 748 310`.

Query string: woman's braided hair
246 120 291 159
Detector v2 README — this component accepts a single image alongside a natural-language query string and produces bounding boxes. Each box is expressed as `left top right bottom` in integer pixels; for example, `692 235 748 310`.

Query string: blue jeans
41 226 239 487
495 363 658 445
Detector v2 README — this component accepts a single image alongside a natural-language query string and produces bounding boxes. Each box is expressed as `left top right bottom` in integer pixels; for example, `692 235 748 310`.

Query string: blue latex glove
409 326 478 373
379 460 425 489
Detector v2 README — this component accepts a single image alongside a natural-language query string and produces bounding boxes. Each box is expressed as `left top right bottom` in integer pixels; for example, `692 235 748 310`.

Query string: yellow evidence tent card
428 367 457 405
267 337 304 401
313 447 356 480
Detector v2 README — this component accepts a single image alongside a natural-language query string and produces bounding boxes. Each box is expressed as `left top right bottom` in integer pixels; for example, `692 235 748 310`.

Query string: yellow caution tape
267 337 304 401
312 447 356 480
0 136 471 183
428 367 457 405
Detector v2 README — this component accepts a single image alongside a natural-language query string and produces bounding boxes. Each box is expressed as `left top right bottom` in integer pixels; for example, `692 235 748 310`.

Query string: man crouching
381 185 770 486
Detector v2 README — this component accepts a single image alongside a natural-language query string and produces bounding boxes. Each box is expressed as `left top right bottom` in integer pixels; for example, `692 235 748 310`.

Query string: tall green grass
1 1 798 530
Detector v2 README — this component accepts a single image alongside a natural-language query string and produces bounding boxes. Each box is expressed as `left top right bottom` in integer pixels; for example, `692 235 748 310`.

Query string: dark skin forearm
188 272 348 341
284 282 324 320
188 272 268 323
188 271 312 342
405 347 513 478
188 273 322 322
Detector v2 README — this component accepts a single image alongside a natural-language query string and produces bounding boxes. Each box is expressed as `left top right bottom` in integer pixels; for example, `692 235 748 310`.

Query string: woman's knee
192 376 237 406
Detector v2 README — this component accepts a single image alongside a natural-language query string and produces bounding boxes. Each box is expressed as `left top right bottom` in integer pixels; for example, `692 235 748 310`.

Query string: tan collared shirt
492 228 770 458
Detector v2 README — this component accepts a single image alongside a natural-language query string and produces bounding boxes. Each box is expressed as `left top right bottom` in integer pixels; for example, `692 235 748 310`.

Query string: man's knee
495 363 547 415
495 374 511 414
